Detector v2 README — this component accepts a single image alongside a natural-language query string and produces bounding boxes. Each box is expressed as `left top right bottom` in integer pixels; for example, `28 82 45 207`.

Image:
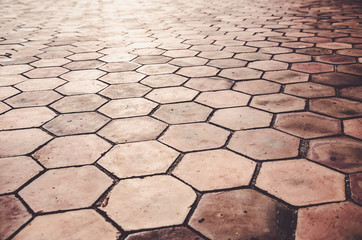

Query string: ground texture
0 0 362 239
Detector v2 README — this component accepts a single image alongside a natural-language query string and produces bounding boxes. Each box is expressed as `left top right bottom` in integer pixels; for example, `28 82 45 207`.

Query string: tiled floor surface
0 0 362 239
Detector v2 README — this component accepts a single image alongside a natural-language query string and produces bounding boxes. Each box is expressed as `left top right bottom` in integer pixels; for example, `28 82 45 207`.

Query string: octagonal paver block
146 87 198 103
228 129 300 161
43 112 109 136
344 118 362 140
233 80 281 95
219 67 262 80
274 112 341 139
256 159 345 206
177 66 218 78
211 107 272 130
0 195 31 240
189 189 293 240
100 175 196 231
153 102 212 124
284 82 335 98
0 107 56 130
5 90 62 108
50 94 107 113
137 64 178 75
141 74 187 87
0 156 42 194
126 226 204 240
98 141 179 178
195 90 250 108
33 134 111 168
159 123 229 152
307 137 362 173
98 117 167 144
19 166 112 212
100 83 151 99
0 129 52 157
173 149 256 191
251 93 306 113
13 210 120 240
310 97 362 118
56 80 108 95
263 70 309 83
296 202 362 240
99 98 157 118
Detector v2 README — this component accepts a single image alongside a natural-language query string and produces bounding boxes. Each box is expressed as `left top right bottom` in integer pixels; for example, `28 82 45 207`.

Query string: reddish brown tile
310 97 362 118
344 118 362 140
125 227 204 240
350 173 362 205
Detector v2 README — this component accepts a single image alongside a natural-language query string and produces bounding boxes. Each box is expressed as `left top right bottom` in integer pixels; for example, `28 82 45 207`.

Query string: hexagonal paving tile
0 75 27 86
99 98 157 118
234 52 271 61
315 55 356 64
195 90 250 108
100 175 196 231
100 71 145 84
184 77 233 91
0 129 52 157
177 66 218 77
33 134 111 168
19 166 112 212
173 150 256 191
211 107 273 130
31 58 71 67
140 74 187 87
50 94 107 113
350 173 362 205
189 189 293 240
24 67 68 78
274 112 341 139
233 80 281 94
207 58 247 68
152 102 212 124
99 62 140 72
15 78 66 91
159 123 229 152
98 141 179 178
284 82 335 98
5 90 62 108
0 86 20 100
99 83 151 99
228 128 300 160
307 137 362 173
146 87 198 103
0 65 33 75
344 118 362 140
311 72 361 87
251 93 306 113
98 117 166 144
133 55 171 65
256 159 345 206
291 62 334 73
0 107 56 130
263 70 309 83
60 69 105 81
64 60 105 70
273 53 312 62
0 156 42 194
296 202 362 240
310 97 362 118
137 64 178 75
13 210 120 240
248 60 288 71
219 67 262 80
43 112 109 136
125 227 204 240
56 80 108 95
0 195 31 240
316 42 352 49
340 86 362 101
338 63 362 75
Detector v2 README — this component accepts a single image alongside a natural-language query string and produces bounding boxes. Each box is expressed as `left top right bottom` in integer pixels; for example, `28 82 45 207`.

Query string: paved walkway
0 0 361 239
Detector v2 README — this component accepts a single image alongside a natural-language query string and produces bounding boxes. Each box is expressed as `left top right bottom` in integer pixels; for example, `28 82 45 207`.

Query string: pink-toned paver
1 0 361 238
